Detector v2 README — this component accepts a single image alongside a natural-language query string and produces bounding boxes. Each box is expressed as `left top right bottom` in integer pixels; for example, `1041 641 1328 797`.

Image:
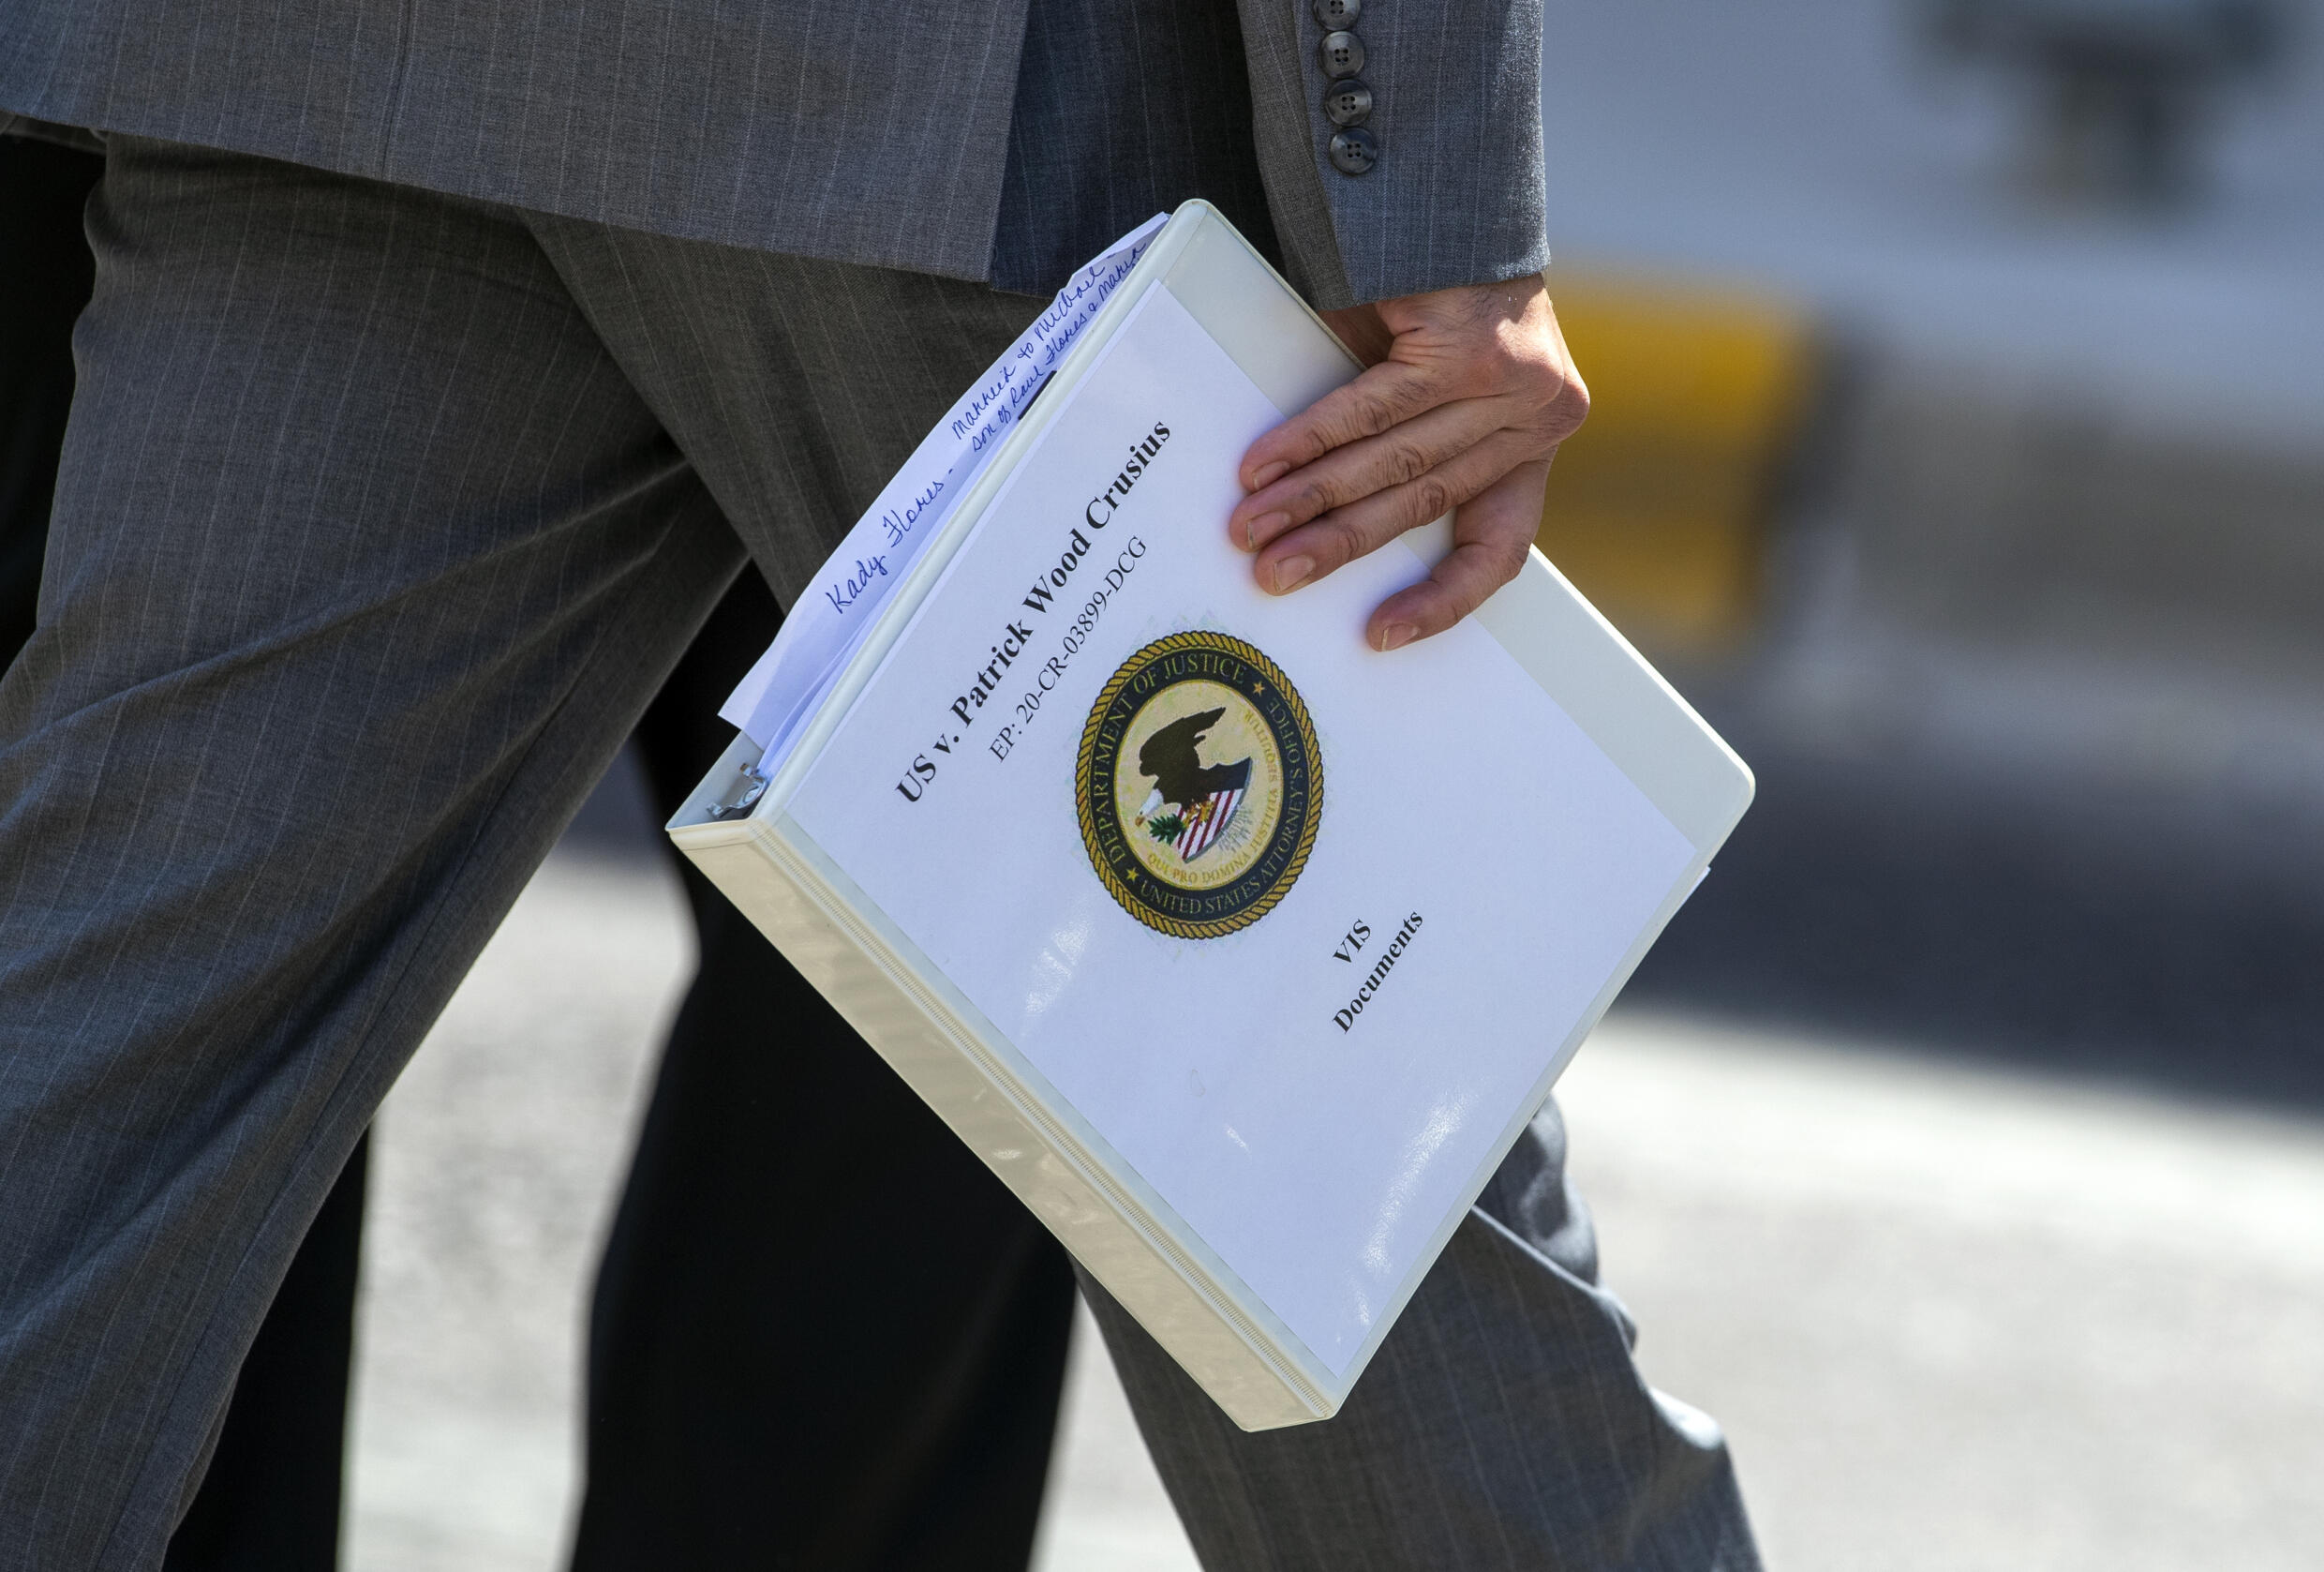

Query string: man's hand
1229 274 1587 651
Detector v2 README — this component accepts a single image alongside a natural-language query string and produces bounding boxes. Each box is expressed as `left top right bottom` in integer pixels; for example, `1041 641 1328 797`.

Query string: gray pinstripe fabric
0 134 1038 1570
0 138 1748 1569
0 0 1550 307
0 0 1038 282
1085 1103 1761 1570
1226 0 1551 307
990 0 1282 295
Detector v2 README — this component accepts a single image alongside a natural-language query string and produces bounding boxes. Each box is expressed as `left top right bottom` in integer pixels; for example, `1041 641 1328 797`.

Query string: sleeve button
1322 78 1373 127
1327 127 1378 176
1312 0 1361 25
1318 29 1366 80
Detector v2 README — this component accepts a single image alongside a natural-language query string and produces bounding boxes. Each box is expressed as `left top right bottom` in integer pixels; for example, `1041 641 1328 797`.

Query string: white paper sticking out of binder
669 202 1754 1430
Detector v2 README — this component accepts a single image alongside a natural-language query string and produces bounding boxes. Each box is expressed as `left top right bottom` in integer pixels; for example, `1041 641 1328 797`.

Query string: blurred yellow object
1538 274 1818 653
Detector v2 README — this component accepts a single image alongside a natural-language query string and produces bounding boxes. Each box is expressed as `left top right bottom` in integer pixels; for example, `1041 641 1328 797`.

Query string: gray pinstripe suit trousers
0 136 1761 1572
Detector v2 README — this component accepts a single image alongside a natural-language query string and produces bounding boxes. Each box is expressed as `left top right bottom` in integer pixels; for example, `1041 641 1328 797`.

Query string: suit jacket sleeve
1234 0 1550 309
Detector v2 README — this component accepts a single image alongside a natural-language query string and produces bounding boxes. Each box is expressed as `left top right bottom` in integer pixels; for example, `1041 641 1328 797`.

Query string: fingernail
1271 556 1315 593
1242 512 1288 550
1378 622 1417 651
1251 461 1289 490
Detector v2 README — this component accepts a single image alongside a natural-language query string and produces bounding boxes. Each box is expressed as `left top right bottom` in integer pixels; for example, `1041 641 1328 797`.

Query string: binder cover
668 203 1753 1430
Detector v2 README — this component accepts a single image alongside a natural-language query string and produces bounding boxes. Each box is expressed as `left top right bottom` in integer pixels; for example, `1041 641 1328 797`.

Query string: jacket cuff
1238 0 1550 309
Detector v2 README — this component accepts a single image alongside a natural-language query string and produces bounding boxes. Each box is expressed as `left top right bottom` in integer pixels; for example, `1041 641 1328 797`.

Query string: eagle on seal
1138 708 1253 812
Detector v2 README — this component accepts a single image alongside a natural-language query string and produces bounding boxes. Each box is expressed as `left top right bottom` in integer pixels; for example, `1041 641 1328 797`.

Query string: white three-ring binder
668 202 1753 1430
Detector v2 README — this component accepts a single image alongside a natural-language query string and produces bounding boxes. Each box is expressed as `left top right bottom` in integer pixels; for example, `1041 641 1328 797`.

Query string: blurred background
1529 1 2324 1563
1537 0 2324 1085
337 2 2324 1568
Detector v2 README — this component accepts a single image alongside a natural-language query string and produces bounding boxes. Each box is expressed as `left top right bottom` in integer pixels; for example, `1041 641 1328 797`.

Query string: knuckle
1345 387 1401 440
1292 475 1343 517
1544 374 1589 439
1481 534 1529 581
1385 440 1433 487
1304 514 1363 568
1425 581 1478 626
1410 472 1461 521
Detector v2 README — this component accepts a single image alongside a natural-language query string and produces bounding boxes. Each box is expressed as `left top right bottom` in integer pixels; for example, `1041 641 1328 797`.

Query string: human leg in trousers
0 137 742 1569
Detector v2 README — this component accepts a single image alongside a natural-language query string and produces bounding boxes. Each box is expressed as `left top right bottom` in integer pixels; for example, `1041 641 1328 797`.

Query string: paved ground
343 847 2324 1571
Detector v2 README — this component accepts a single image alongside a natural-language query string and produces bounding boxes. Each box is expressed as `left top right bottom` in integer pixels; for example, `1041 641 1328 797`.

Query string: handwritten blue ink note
720 214 1168 774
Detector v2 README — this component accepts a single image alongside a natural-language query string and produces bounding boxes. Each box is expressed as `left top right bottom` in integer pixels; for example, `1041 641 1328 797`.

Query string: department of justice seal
1075 631 1322 939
